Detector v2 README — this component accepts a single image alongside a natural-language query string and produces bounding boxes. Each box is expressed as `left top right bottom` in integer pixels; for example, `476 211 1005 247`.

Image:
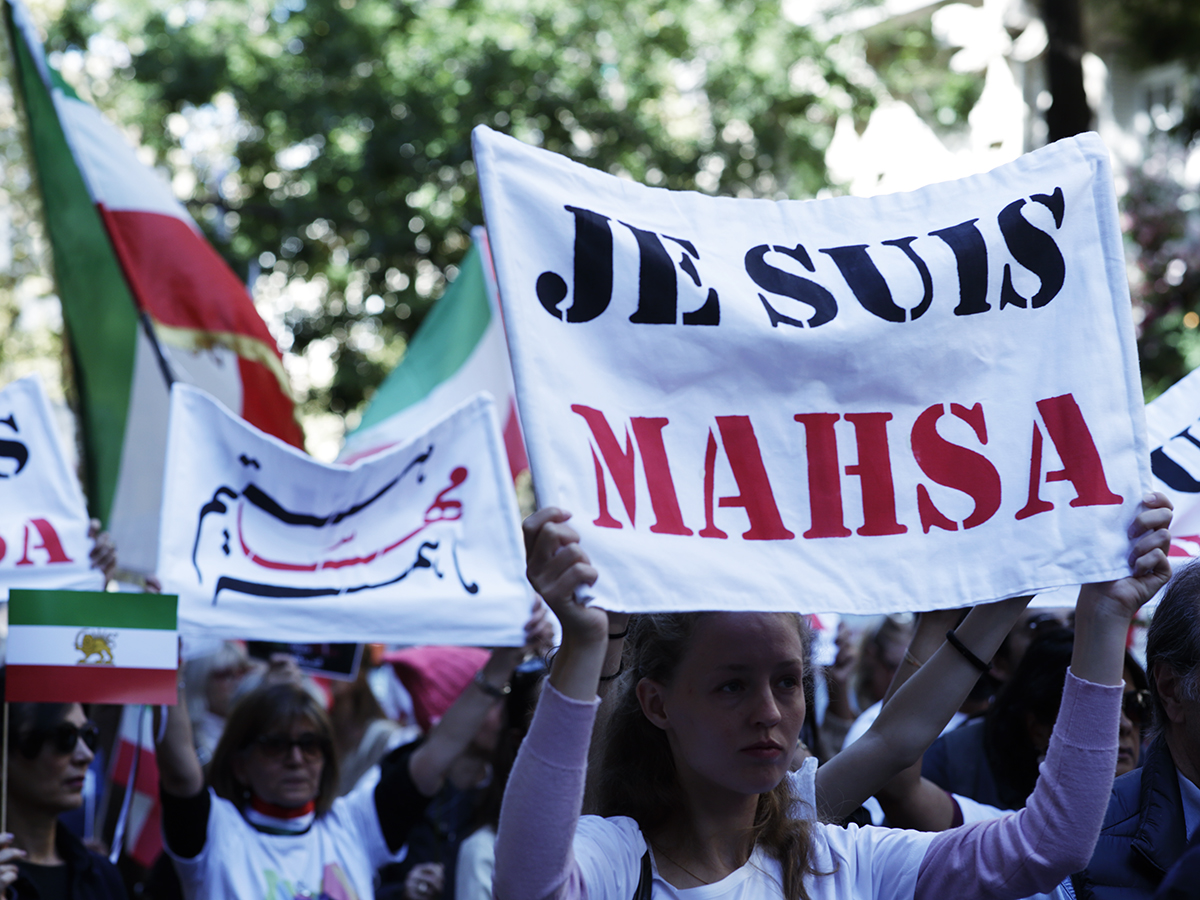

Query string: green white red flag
6 588 178 705
5 0 303 577
339 229 528 480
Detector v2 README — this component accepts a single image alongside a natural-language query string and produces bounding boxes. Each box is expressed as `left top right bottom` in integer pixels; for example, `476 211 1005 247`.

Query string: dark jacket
922 719 1011 810
1072 737 1189 900
11 824 127 900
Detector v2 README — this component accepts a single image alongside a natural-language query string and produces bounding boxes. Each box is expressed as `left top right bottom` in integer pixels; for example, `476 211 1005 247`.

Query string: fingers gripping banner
474 128 1150 615
0 376 104 600
159 385 531 644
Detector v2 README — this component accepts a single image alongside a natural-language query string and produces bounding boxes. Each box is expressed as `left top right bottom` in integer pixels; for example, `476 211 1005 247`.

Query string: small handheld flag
6 589 179 705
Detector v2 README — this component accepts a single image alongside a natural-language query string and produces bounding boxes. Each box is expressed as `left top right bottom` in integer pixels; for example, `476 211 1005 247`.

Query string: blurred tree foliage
861 17 982 134
1104 0 1200 141
1094 0 1200 398
39 0 872 423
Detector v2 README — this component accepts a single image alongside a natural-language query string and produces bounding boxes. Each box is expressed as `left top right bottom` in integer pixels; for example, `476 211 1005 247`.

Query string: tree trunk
1042 0 1093 140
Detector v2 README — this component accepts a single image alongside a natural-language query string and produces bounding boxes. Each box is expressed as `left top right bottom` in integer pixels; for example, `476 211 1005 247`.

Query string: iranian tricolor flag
6 589 178 705
5 0 303 576
111 705 163 867
339 229 528 479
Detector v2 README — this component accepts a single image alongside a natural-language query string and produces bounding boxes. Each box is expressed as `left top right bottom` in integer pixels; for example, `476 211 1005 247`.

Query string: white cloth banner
158 385 532 643
1144 367 1200 562
475 127 1149 615
0 375 104 601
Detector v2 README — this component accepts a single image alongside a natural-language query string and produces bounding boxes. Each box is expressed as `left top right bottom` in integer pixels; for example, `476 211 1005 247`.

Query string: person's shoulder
1100 766 1146 834
57 828 129 899
574 814 644 852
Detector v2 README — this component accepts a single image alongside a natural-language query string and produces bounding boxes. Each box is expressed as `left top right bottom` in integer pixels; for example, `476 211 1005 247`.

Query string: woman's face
638 612 806 804
1117 666 1147 777
232 716 326 809
8 704 94 816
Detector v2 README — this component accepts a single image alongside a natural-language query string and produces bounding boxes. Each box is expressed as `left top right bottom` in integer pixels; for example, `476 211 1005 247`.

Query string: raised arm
407 599 553 796
914 493 1173 900
872 607 972 830
492 508 613 900
816 595 1030 822
156 676 205 799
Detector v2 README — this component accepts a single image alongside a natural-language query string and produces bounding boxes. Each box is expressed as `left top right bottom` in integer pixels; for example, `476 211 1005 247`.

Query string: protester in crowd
0 671 127 899
870 618 1151 829
183 641 256 769
154 604 549 900
454 657 547 900
841 617 934 760
330 668 419 797
922 627 1076 809
381 619 555 900
814 621 859 758
494 498 1170 900
1073 558 1200 899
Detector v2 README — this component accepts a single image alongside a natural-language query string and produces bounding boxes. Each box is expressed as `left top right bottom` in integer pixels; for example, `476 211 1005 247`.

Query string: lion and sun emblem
75 629 116 665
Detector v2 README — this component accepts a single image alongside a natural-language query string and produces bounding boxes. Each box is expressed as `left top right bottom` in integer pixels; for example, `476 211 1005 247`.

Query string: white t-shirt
570 813 938 900
167 783 406 900
455 826 497 900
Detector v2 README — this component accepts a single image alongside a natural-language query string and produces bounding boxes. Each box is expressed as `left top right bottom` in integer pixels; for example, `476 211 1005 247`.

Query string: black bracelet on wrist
945 629 991 674
608 628 629 640
472 669 512 699
599 661 624 682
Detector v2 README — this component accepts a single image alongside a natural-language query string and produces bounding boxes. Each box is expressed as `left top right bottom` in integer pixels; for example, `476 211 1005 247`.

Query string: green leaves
45 0 862 425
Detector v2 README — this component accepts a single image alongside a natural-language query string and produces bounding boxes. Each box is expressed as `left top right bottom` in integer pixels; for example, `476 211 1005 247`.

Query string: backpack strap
633 849 653 900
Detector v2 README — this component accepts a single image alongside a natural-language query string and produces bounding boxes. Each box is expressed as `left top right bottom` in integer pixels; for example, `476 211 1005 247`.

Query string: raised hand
523 508 606 645
1080 492 1173 620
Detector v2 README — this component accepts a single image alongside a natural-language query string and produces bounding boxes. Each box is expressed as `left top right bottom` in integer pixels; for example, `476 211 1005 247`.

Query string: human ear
1153 662 1188 726
636 678 669 731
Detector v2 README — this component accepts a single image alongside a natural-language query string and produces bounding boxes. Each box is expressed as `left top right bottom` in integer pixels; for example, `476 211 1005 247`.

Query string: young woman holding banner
153 603 551 900
495 494 1173 900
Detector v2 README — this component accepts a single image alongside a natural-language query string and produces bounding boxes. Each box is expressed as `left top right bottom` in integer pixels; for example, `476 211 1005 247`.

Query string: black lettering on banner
537 206 615 322
1151 424 1200 493
998 187 1066 310
0 413 28 478
819 237 934 323
928 219 990 316
745 244 838 328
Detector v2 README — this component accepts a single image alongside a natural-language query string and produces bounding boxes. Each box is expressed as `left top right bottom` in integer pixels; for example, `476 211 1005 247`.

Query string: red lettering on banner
0 534 5 562
912 403 1003 533
793 413 851 539
571 393 1120 542
1016 393 1123 520
706 416 795 540
15 519 73 565
573 405 637 528
571 405 690 534
700 430 728 538
843 413 907 536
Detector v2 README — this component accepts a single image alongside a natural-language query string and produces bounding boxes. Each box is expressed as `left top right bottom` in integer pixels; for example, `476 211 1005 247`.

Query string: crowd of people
3 496 1200 899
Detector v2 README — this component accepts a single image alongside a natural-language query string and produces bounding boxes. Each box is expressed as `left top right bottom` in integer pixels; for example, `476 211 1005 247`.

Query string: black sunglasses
254 733 326 762
1123 689 1153 725
41 722 100 756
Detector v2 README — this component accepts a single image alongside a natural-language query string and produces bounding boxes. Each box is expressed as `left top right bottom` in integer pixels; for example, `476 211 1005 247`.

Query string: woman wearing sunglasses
0 684 126 900
154 602 551 900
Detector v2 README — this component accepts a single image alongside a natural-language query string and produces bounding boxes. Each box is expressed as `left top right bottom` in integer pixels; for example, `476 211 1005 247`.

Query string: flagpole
3 701 9 835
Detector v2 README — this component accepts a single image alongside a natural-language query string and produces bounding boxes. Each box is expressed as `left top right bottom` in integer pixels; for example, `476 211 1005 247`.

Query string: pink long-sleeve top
493 670 1119 900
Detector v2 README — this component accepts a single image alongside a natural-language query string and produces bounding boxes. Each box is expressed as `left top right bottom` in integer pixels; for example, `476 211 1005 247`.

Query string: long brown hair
591 612 821 900
209 683 340 816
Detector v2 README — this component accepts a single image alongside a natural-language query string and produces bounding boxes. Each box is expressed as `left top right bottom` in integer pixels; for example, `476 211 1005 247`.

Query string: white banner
475 127 1149 615
0 376 104 601
1144 367 1200 561
158 385 532 643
